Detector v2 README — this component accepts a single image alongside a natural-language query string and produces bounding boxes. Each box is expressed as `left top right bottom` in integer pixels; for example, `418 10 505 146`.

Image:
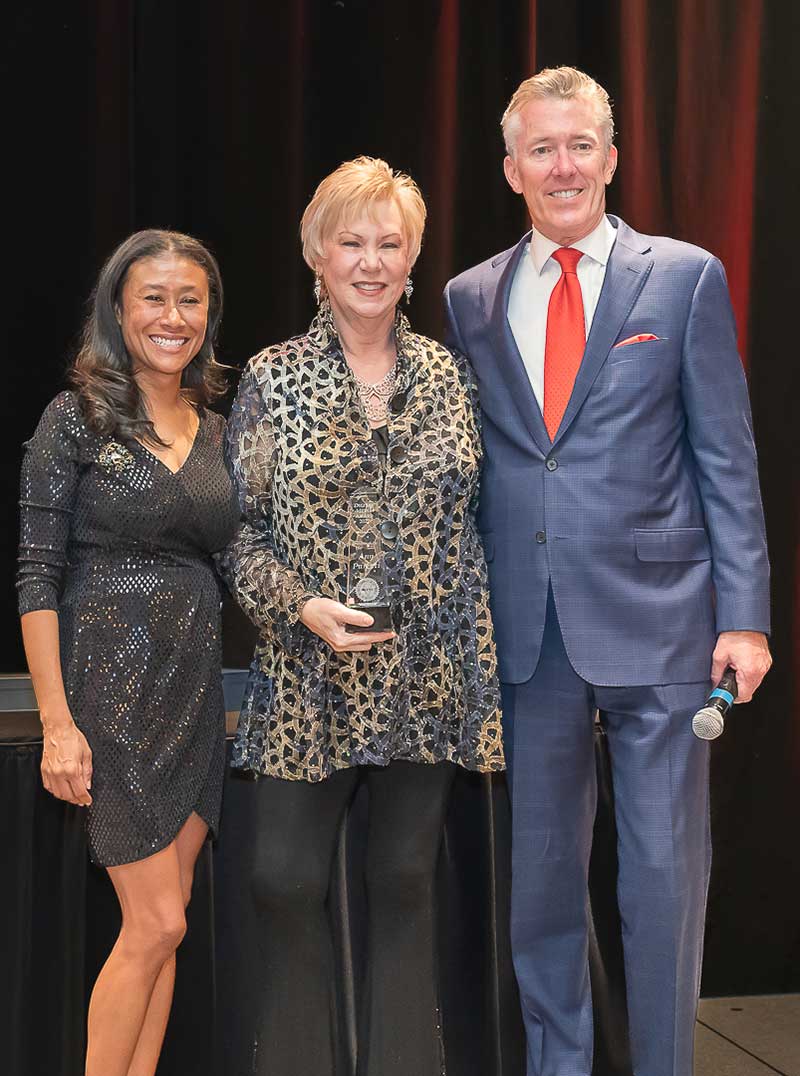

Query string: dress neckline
135 407 203 476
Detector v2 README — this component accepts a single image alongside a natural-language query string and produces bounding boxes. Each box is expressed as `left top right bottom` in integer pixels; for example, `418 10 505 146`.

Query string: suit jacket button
380 521 399 540
390 444 408 464
546 458 558 471
535 531 547 544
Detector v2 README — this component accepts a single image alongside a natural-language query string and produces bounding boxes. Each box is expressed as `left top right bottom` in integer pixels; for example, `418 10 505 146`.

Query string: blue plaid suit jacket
444 216 770 685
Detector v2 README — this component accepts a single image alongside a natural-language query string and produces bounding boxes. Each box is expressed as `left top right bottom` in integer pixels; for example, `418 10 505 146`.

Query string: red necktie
543 247 585 440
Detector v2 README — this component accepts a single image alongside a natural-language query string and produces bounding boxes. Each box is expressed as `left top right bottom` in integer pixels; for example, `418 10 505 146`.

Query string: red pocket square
613 333 661 349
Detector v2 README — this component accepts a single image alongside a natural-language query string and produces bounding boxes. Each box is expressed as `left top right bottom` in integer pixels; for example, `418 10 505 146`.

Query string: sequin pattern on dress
17 392 240 866
220 305 504 781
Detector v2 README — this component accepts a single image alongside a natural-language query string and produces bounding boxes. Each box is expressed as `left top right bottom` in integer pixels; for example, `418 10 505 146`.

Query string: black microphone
691 666 738 740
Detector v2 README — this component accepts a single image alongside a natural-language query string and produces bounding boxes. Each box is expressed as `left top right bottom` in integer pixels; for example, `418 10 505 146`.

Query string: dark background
3 0 798 994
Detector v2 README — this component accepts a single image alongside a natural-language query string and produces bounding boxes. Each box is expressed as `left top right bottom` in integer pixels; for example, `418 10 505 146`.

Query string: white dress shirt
507 214 617 411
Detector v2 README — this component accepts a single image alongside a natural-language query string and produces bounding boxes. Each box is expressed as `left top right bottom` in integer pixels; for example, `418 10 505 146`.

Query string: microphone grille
692 706 724 740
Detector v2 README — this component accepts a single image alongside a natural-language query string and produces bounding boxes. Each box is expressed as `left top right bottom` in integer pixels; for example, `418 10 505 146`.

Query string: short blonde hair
301 156 427 270
501 66 615 157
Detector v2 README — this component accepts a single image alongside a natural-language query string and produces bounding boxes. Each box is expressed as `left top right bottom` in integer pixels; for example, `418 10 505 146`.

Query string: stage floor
696 995 799 1075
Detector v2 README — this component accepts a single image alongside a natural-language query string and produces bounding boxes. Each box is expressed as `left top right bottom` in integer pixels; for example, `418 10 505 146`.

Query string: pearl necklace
353 363 398 425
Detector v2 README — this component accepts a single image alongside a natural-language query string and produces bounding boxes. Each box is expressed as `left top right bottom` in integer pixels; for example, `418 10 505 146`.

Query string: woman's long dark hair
71 229 226 446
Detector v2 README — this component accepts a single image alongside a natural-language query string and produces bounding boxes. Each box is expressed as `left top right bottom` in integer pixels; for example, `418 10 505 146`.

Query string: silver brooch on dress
98 441 134 473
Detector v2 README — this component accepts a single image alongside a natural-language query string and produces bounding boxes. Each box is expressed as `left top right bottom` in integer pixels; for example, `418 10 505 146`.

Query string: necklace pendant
354 363 397 426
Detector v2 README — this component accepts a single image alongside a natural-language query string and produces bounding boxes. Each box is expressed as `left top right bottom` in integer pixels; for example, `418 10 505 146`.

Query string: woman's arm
21 610 92 805
448 344 485 521
219 358 394 653
217 359 319 647
17 393 92 805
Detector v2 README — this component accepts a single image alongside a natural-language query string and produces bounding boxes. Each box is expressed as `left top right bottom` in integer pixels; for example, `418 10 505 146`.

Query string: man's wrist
717 629 769 640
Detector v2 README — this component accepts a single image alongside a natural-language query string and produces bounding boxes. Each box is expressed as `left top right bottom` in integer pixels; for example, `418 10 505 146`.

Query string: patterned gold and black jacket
220 304 504 781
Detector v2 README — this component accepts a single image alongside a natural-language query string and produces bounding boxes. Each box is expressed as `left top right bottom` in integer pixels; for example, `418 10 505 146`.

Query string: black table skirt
0 733 631 1076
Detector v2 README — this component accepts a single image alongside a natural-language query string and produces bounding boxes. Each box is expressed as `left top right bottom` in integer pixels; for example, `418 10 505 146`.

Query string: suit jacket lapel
483 234 551 456
551 217 654 447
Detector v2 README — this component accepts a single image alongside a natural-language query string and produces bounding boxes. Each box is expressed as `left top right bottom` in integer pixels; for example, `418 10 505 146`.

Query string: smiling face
503 95 617 246
318 200 412 327
117 253 209 387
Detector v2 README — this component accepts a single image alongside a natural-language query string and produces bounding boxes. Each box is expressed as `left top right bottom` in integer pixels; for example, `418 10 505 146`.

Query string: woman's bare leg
125 813 209 1076
84 816 204 1076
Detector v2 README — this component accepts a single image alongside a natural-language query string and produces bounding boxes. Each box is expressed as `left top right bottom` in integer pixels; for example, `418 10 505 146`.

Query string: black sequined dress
17 392 240 867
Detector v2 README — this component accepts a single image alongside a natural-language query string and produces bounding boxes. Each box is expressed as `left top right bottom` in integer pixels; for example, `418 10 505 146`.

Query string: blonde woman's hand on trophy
300 597 395 653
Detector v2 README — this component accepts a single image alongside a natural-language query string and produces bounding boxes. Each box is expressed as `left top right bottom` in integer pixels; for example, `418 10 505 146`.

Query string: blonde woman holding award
221 156 503 1076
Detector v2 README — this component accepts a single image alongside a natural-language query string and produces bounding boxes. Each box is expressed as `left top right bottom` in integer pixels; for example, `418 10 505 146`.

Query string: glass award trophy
344 487 392 632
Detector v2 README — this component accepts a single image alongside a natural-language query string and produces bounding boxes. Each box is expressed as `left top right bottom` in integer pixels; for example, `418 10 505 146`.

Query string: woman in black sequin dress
17 230 239 1076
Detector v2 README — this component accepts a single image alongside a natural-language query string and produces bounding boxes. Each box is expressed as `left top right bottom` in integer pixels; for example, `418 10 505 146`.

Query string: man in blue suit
444 67 771 1076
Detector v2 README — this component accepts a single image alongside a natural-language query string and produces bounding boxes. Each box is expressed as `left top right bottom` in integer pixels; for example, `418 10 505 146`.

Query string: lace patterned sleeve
17 392 82 615
448 345 484 518
218 358 319 649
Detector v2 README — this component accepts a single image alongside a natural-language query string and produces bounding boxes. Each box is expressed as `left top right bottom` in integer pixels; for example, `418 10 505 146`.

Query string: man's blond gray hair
501 66 615 157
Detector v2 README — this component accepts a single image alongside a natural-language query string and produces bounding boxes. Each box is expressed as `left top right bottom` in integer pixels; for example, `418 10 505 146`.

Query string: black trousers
248 759 457 1076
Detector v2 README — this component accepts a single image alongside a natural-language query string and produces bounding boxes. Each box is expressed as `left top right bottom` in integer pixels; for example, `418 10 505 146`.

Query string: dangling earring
404 275 414 303
314 272 323 304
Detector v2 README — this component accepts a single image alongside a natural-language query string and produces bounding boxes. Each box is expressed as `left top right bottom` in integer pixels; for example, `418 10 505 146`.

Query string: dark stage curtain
3 0 798 1014
0 730 630 1076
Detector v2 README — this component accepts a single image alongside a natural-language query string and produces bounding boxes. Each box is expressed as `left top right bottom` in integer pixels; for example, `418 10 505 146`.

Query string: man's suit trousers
501 590 711 1076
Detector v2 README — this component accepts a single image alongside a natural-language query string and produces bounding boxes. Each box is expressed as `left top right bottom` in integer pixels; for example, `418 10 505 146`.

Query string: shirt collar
529 214 617 274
